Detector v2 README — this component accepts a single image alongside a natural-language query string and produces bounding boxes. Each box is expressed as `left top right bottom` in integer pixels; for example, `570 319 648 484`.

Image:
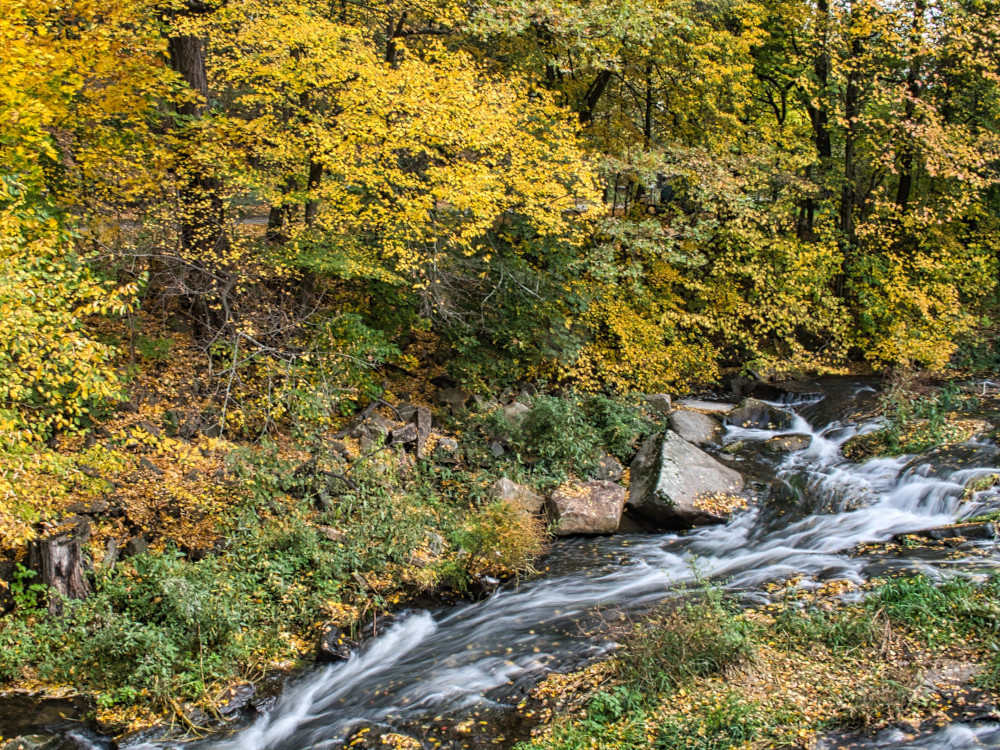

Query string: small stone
317 525 346 543
489 441 506 458
391 423 419 445
122 536 149 558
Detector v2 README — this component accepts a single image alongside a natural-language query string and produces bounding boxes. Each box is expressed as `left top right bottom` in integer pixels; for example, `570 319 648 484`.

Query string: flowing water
61 383 1000 749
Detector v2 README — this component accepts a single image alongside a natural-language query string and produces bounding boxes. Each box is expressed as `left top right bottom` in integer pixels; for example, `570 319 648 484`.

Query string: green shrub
616 585 758 695
580 394 648 462
484 392 650 481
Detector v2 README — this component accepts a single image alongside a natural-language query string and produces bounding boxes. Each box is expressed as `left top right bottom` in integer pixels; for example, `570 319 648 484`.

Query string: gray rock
644 393 673 415
548 481 626 535
77 464 102 479
503 402 531 426
65 499 109 516
903 522 998 542
102 538 119 568
218 683 256 717
628 431 744 528
415 406 432 459
138 456 162 475
674 399 735 414
490 478 545 515
396 403 418 423
472 395 500 412
435 437 460 464
668 410 722 446
726 398 794 430
391 423 418 445
434 387 471 412
489 441 506 458
2 735 60 750
350 414 393 443
317 525 346 543
593 452 625 482
122 536 149 558
137 420 162 437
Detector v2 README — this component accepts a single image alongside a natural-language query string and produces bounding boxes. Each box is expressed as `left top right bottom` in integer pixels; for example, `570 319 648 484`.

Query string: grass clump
616 585 757 695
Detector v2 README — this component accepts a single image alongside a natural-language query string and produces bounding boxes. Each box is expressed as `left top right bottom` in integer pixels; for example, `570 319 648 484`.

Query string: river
55 382 1000 749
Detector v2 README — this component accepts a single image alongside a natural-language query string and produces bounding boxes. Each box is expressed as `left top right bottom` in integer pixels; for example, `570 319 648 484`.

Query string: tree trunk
840 35 863 243
167 9 231 335
304 159 323 227
895 0 926 212
30 532 91 614
580 69 614 125
643 62 654 146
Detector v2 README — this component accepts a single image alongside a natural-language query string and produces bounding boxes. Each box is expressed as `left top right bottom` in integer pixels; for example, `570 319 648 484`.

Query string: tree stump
29 531 91 614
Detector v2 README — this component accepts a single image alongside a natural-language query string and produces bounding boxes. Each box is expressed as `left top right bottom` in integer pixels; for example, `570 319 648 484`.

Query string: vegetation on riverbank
517 574 1000 750
0 349 658 733
843 377 996 461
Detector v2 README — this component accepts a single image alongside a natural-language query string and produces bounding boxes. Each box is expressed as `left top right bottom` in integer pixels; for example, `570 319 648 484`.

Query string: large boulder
548 481 626 535
668 410 722 446
628 431 745 528
725 398 793 430
489 478 545 515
